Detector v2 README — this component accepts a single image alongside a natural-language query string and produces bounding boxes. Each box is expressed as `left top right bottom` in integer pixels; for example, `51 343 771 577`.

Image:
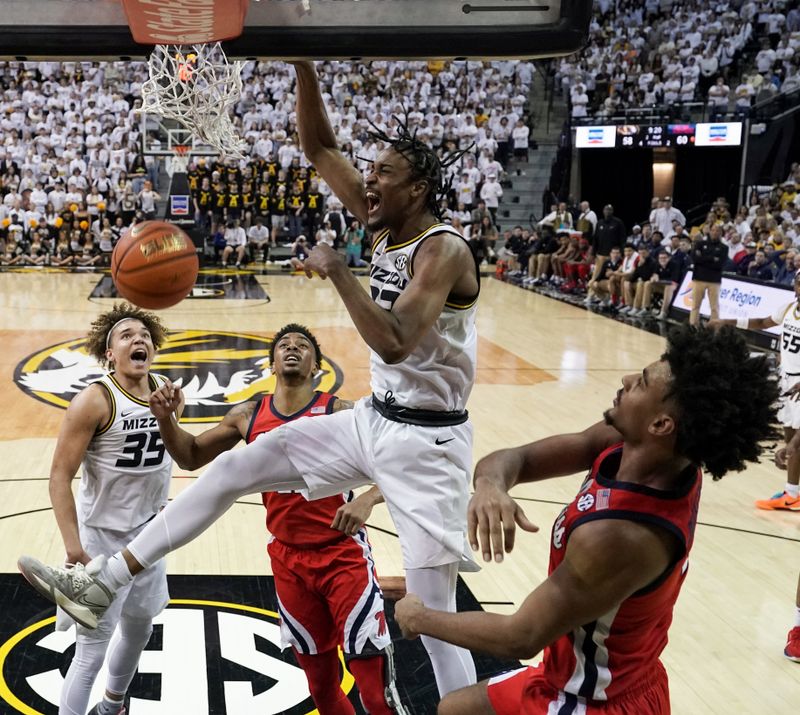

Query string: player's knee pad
118 614 154 649
71 635 110 678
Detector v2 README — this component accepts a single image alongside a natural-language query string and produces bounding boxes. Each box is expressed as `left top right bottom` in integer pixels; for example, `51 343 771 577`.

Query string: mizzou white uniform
242 224 480 572
773 301 800 428
77 373 172 636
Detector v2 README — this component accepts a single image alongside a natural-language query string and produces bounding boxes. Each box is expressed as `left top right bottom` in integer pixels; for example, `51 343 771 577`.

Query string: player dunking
45 304 175 715
19 61 480 698
147 323 407 714
393 325 778 714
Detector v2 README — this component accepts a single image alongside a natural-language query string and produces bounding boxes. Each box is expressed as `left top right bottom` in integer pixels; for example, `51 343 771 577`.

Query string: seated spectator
584 245 622 306
550 233 580 286
221 218 247 268
498 225 525 274
562 237 593 293
289 235 310 271
774 248 800 285
747 248 775 281
247 217 271 261
51 235 74 267
640 250 681 320
619 244 655 315
735 240 759 275
608 243 640 309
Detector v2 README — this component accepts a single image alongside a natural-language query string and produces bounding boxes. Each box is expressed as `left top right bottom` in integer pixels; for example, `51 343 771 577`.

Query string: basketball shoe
17 555 114 629
785 627 800 662
754 491 800 511
87 704 127 715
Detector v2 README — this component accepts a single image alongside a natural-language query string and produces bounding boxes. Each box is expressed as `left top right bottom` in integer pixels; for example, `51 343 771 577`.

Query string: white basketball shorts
778 373 800 429
273 397 478 572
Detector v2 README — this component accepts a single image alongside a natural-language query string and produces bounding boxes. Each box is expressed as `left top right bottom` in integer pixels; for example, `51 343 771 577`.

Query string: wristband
736 317 748 330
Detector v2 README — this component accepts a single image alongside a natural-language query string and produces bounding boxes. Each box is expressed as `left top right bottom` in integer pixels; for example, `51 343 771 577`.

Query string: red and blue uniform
246 392 390 656
488 443 702 714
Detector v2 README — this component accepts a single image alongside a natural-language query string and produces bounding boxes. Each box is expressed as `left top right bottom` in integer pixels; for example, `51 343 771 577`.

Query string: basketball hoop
171 144 191 174
142 42 247 159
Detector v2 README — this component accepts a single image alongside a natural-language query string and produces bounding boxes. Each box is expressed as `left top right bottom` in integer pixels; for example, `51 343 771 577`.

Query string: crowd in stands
558 0 800 121
500 159 800 318
0 57 535 268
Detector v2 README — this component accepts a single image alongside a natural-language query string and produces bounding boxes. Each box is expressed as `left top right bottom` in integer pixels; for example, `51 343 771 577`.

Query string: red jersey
543 443 701 702
246 391 352 548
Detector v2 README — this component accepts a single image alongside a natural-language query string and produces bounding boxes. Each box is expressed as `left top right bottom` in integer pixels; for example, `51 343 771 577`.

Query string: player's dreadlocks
367 114 473 220
86 302 168 368
270 323 322 370
662 324 779 480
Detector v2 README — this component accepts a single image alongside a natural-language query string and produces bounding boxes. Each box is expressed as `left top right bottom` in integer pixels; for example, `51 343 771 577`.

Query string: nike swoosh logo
76 593 110 609
435 437 455 445
120 410 133 418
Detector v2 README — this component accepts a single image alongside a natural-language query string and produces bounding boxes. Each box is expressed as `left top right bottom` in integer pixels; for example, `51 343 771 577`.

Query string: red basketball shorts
487 663 670 715
268 530 391 656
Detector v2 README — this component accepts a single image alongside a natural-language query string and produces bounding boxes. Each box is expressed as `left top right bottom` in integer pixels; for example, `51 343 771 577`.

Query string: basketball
111 221 199 310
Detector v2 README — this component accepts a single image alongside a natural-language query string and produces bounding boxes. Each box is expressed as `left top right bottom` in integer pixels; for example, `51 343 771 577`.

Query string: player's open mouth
284 355 300 364
366 190 381 216
130 349 148 365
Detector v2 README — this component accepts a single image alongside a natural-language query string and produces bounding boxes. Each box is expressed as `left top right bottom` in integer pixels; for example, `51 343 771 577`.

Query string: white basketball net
142 43 247 159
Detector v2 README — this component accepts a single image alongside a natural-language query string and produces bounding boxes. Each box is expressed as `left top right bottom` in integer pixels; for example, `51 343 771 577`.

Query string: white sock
794 606 800 628
786 482 799 498
98 695 125 715
101 553 134 591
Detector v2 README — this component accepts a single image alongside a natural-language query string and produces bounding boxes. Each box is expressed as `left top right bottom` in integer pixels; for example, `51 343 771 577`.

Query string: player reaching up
147 323 407 714
39 304 176 715
19 60 480 700
393 324 779 714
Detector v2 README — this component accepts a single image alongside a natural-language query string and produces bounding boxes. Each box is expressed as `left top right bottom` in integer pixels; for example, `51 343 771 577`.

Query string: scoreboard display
575 122 742 149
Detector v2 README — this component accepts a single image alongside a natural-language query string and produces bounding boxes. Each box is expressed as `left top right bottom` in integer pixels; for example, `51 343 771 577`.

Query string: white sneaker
18 555 114 629
618 305 632 314
601 298 612 307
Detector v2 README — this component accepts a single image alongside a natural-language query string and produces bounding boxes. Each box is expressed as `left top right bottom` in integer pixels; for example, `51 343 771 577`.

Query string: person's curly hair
270 323 322 370
366 114 473 220
85 302 168 368
663 324 779 480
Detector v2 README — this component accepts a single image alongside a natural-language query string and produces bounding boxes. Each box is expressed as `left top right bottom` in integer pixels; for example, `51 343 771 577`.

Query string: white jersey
773 300 800 376
78 373 173 530
368 223 478 411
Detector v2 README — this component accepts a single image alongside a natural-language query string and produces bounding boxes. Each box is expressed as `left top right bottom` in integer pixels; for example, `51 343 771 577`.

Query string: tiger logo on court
14 330 343 422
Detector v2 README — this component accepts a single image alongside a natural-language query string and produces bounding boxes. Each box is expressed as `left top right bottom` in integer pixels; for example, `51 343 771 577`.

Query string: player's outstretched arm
395 517 677 660
49 384 110 565
708 316 777 331
292 61 367 224
468 421 621 563
149 380 246 470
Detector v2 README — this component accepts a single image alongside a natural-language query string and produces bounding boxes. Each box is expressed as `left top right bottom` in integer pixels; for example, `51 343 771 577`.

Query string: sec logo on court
13 330 343 423
0 599 353 714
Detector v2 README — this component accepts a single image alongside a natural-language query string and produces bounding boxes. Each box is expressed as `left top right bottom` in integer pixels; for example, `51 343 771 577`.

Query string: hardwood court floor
0 269 798 714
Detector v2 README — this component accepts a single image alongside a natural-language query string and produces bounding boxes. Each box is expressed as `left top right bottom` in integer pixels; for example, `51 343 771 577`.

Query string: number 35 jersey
78 373 173 531
773 301 800 375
